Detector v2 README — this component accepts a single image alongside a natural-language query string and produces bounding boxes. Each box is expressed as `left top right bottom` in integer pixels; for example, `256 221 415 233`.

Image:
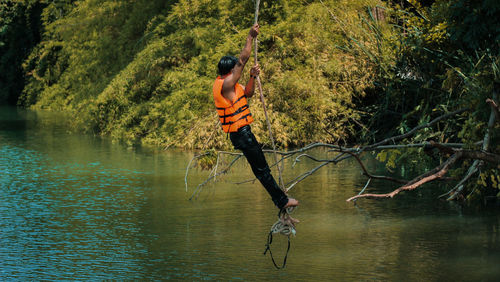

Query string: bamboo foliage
16 0 387 149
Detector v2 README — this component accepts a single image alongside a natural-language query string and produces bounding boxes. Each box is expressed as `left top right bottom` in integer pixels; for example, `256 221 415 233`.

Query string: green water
1 106 499 281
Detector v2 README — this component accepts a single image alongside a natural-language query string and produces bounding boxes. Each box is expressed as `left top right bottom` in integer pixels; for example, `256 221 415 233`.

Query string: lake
1 106 499 280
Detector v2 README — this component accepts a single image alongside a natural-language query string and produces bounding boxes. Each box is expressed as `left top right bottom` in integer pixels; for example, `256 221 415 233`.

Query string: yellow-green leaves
376 149 401 171
478 169 500 190
19 0 392 149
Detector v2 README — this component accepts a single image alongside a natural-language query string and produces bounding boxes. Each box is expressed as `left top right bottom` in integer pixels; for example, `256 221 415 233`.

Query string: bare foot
283 198 299 209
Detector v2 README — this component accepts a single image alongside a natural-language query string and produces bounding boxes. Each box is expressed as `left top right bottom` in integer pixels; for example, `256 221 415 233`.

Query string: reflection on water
1 106 499 280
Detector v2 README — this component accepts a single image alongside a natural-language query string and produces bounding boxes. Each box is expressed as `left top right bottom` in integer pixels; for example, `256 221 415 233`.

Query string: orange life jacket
213 76 253 133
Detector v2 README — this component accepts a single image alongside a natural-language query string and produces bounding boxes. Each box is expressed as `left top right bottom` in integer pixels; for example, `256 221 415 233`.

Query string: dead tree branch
285 153 351 192
429 141 499 164
347 152 462 201
486 98 499 123
285 162 330 192
187 152 242 200
185 152 209 192
446 93 498 200
343 151 408 184
185 105 494 204
348 146 500 202
364 108 469 150
461 150 500 164
352 178 372 203
440 160 480 200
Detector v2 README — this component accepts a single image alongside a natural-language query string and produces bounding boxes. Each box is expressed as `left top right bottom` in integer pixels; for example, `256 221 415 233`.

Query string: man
213 24 299 210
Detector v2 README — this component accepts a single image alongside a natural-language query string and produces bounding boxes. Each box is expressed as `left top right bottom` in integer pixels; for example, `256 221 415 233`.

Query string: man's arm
222 24 259 99
244 64 260 98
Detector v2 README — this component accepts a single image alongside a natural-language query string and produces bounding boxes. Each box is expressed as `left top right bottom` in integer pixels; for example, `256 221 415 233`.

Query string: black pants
230 125 288 209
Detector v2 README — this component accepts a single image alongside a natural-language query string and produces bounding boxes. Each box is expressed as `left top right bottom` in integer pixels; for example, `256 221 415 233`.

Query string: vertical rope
253 0 285 191
254 2 294 269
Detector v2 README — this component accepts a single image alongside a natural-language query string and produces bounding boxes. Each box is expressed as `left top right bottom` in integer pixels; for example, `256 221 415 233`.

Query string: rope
263 208 296 269
253 0 284 190
263 230 290 269
253 0 297 269
270 207 297 236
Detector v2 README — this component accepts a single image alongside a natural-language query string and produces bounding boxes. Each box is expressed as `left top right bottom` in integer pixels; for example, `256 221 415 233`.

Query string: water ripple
0 144 150 280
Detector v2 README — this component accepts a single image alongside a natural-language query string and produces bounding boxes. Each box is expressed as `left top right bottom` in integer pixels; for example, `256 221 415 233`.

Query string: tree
0 0 45 105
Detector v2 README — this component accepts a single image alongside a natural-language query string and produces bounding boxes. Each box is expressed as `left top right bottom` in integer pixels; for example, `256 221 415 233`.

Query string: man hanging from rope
213 23 299 210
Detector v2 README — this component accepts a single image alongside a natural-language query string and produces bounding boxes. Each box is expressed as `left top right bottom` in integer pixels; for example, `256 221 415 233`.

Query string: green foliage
16 0 390 149
375 149 402 172
365 0 499 139
21 0 173 108
197 150 218 171
363 0 500 202
478 168 500 190
0 0 45 105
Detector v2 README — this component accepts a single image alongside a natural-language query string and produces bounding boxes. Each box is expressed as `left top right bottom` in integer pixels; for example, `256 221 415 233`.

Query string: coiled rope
262 207 296 269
